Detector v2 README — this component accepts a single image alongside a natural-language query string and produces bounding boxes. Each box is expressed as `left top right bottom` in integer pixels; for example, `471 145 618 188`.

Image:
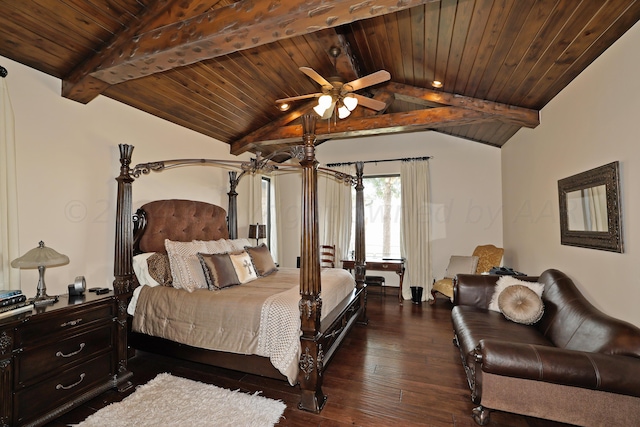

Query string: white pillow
445 255 479 278
132 253 160 287
229 251 258 283
165 239 209 292
200 239 234 254
165 238 241 292
227 238 253 252
488 276 545 312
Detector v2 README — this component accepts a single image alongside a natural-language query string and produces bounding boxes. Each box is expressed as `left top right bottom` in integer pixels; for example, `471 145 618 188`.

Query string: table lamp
248 223 266 246
11 241 69 306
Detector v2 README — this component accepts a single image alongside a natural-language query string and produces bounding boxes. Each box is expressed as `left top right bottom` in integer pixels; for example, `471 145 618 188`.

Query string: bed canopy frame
113 115 367 412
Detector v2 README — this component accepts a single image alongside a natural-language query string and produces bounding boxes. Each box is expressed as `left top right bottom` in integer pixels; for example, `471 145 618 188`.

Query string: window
350 175 402 259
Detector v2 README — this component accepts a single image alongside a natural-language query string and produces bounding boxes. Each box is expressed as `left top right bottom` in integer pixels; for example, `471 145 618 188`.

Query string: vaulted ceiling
1 0 638 158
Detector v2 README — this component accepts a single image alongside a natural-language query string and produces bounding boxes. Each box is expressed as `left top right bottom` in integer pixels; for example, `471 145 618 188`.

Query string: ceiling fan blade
344 70 391 92
353 94 387 111
276 93 321 103
300 67 332 88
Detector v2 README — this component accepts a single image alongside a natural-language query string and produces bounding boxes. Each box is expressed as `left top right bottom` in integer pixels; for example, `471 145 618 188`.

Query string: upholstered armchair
430 244 504 303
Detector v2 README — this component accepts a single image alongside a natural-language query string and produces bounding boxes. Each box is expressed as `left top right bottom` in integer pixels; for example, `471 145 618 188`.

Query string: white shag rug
75 373 286 427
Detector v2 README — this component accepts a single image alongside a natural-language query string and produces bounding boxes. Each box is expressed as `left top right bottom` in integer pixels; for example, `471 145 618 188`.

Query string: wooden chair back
321 244 336 268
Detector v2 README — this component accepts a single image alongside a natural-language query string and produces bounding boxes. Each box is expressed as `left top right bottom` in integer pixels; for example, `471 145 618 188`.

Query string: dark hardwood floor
48 291 569 427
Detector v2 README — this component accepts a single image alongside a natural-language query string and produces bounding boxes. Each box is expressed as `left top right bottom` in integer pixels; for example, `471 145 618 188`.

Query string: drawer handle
61 318 83 328
56 343 85 358
382 264 388 268
56 373 85 390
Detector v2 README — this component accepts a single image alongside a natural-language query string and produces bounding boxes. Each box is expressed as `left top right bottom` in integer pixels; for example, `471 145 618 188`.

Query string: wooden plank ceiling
1 0 639 158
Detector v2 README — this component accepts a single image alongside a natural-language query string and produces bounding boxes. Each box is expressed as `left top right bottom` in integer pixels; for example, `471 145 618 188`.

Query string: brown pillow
146 253 173 286
197 253 240 290
498 285 544 325
245 244 278 277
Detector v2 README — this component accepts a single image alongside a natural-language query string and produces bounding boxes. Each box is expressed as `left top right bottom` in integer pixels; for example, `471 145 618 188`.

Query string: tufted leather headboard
134 199 229 253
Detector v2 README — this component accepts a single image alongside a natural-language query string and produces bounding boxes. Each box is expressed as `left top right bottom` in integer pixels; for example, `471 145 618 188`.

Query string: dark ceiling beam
233 100 318 155
63 0 439 103
62 0 175 103
385 82 540 128
62 0 223 103
231 106 494 152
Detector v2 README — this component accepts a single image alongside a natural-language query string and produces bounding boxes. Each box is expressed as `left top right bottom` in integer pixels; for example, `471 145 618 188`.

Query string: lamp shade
337 104 351 119
248 224 267 239
318 94 333 109
11 241 69 269
343 94 358 111
313 104 328 117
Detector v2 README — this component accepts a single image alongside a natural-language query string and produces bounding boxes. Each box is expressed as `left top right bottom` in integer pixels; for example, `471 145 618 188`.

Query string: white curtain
270 174 281 263
322 165 353 262
0 76 20 290
246 173 263 225
400 160 431 302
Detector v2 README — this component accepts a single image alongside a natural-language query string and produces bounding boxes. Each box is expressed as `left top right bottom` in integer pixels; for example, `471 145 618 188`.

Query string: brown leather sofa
451 269 640 426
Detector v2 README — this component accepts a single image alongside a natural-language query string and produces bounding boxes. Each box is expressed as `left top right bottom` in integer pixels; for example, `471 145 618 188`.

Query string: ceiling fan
276 47 391 120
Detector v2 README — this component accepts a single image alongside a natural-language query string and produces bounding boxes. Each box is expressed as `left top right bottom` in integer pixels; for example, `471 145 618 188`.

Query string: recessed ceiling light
278 103 290 111
432 80 443 88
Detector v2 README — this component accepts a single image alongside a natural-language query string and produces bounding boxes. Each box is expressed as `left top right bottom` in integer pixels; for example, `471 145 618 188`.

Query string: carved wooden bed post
113 143 135 388
297 114 326 412
354 161 367 323
227 171 239 239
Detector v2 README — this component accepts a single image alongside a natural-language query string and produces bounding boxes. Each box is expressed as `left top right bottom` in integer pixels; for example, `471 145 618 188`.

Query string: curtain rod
326 156 431 167
0 66 7 78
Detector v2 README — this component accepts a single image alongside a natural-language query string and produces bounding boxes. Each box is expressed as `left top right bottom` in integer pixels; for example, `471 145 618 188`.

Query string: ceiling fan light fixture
318 94 333 109
343 94 358 111
313 104 328 116
337 103 351 119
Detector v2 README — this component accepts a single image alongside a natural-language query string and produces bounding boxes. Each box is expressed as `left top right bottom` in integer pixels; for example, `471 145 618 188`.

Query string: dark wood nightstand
0 291 132 426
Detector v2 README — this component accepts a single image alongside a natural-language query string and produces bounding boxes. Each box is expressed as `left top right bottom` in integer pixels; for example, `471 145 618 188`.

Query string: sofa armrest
476 339 640 398
453 274 540 308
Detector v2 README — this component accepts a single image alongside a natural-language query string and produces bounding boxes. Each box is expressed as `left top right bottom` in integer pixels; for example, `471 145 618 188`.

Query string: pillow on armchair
445 255 480 278
432 255 480 301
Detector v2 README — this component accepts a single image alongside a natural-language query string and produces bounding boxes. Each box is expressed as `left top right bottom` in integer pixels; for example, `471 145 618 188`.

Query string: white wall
502 21 640 326
277 132 504 289
3 55 250 297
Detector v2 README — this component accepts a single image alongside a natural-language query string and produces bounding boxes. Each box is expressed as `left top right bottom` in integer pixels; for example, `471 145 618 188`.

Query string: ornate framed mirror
558 161 623 252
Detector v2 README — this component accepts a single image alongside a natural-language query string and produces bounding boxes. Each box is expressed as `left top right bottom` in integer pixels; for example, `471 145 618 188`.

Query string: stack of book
0 289 34 320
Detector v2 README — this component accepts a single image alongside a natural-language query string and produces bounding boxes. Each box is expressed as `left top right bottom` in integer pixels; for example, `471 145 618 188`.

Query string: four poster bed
112 115 368 412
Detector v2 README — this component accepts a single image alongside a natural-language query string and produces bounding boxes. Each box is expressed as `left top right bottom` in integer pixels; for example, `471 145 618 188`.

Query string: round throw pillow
498 285 544 325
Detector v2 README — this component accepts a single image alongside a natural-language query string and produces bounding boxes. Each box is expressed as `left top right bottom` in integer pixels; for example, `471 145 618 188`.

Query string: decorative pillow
146 252 173 286
245 244 278 277
132 253 160 287
498 285 544 324
489 276 544 312
197 253 240 290
227 238 253 252
164 239 209 292
201 239 234 254
445 255 480 279
229 251 258 283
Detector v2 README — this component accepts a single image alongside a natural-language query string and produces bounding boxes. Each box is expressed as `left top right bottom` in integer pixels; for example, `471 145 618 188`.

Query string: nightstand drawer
16 323 114 387
14 352 114 426
17 300 115 346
